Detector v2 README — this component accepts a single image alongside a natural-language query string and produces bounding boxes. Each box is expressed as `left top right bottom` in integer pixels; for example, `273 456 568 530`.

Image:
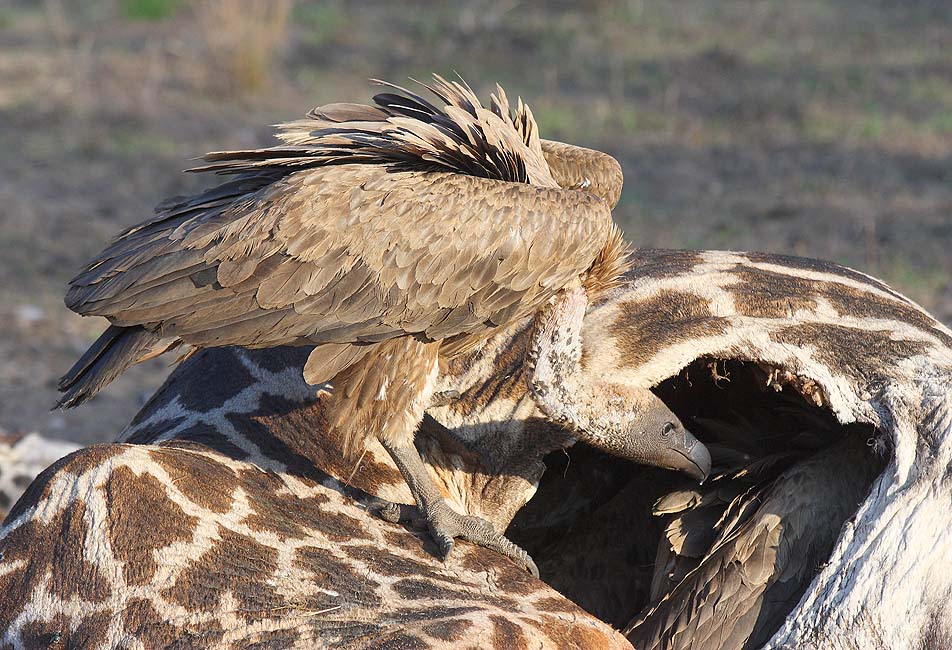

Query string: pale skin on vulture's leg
527 286 712 481
374 419 539 577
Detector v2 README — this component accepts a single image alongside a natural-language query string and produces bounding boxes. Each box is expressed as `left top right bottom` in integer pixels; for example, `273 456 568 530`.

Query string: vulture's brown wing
65 164 612 382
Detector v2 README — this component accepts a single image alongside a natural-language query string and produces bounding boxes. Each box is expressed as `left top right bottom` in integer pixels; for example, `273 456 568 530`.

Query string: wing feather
67 162 611 354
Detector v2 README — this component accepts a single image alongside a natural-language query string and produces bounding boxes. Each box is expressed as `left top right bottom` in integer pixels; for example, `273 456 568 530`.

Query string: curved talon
431 528 456 561
372 500 403 524
368 500 426 528
370 497 538 576
477 529 540 578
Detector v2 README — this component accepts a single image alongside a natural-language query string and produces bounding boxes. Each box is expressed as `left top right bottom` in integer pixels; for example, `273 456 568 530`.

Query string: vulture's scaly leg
376 435 539 577
527 286 712 481
330 338 536 574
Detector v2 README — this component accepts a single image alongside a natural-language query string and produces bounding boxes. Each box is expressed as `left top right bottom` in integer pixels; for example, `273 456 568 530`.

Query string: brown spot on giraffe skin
19 615 70 649
239 467 317 541
540 613 618 649
627 248 705 280
121 599 226 647
422 619 473 642
522 614 622 650
491 615 529 650
743 251 906 299
391 578 467 602
237 392 404 495
21 612 112 648
730 266 952 347
0 493 8 512
0 499 111 631
124 416 186 445
121 599 185 645
533 595 584 613
391 578 520 610
178 351 257 415
770 324 930 381
392 605 482 625
447 328 529 419
293 545 382 608
105 466 198 587
375 634 430 650
170 422 250 461
237 468 370 543
149 446 237 513
4 445 124 523
343 544 435 577
240 630 302 650
324 624 385 647
612 290 730 369
382 529 434 560
460 549 537 596
728 267 822 319
166 527 286 622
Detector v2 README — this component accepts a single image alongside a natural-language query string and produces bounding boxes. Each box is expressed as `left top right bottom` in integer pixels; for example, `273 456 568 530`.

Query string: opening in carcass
507 357 885 647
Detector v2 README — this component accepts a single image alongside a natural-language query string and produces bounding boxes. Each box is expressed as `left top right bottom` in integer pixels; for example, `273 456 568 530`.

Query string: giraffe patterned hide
2 249 951 648
0 384 625 648
578 249 952 650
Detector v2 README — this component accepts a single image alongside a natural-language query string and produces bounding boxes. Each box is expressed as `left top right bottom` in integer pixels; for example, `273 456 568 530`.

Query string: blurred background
1 0 950 445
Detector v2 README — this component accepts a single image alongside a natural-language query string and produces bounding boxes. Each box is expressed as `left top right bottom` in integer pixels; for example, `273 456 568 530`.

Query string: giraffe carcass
0 250 949 648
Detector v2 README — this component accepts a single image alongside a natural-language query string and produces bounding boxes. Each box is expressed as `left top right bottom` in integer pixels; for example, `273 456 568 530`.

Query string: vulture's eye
661 422 676 438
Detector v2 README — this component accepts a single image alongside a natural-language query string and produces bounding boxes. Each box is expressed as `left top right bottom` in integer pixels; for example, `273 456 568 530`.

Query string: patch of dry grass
194 0 293 94
3 0 952 442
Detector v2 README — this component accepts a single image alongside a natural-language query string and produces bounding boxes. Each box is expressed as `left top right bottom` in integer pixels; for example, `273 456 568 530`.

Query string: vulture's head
602 385 712 482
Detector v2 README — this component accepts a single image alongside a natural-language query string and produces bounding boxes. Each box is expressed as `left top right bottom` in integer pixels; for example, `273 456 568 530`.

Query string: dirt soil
1 0 950 445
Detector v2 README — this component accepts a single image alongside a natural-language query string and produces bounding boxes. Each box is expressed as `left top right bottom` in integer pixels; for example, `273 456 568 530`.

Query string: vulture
55 75 711 573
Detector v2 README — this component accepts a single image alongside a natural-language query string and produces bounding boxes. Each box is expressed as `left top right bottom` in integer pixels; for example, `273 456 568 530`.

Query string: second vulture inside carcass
54 75 712 572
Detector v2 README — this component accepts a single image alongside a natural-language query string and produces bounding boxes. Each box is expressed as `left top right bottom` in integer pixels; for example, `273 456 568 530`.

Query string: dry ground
1 0 950 444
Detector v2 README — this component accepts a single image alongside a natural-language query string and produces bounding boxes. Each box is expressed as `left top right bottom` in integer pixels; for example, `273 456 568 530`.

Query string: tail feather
56 325 160 409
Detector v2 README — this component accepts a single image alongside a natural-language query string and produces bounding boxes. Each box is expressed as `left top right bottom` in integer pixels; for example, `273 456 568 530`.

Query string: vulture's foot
371 497 539 577
378 438 539 577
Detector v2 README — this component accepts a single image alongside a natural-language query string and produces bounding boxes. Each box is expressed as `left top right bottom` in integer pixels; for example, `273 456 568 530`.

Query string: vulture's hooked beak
665 430 712 483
